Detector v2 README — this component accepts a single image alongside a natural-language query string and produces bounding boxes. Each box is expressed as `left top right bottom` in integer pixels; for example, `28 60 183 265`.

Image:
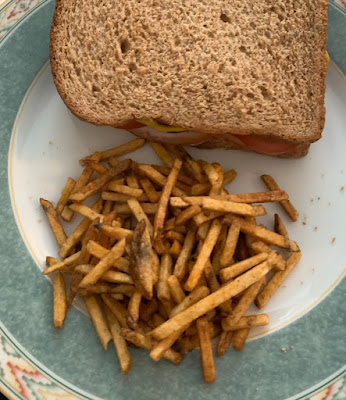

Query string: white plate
8 61 346 339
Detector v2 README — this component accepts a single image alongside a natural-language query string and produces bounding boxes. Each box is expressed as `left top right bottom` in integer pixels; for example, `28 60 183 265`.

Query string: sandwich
50 0 328 158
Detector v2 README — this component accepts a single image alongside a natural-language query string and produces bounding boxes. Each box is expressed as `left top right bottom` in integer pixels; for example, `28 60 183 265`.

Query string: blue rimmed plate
0 1 345 399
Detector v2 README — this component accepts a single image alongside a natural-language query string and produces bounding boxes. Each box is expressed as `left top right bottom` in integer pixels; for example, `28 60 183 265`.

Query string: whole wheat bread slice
50 0 328 151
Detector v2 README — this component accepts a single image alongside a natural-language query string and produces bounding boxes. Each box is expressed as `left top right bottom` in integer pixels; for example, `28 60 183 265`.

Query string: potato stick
79 151 102 166
184 158 204 183
219 219 241 267
61 152 102 222
151 142 174 167
139 178 161 203
75 264 133 284
246 236 285 271
256 251 302 309
150 324 188 362
184 219 222 291
153 158 183 242
86 241 130 272
261 175 299 221
201 198 263 217
222 278 264 330
223 169 237 185
167 275 186 304
193 211 224 226
224 215 292 249
216 331 233 357
131 219 156 299
126 173 140 189
175 205 202 226
101 294 128 328
40 199 67 247
110 294 125 300
204 261 232 314
219 253 268 282
203 163 223 196
68 203 104 222
127 290 142 330
113 203 158 215
157 299 171 319
53 272 67 329
273 213 298 251
99 138 145 160
236 234 250 260
120 328 182 365
170 191 289 208
60 196 103 255
222 314 269 331
196 316 216 383
101 191 148 203
46 256 60 267
232 328 249 351
165 230 185 243
203 261 220 293
102 200 113 215
77 283 125 297
211 225 228 273
168 240 181 258
164 144 204 182
84 295 112 350
151 313 166 328
157 253 173 302
173 226 197 281
97 211 116 249
95 225 133 241
152 165 195 186
107 182 143 199
43 251 81 275
150 261 269 340
110 285 135 297
107 156 119 168
191 183 210 196
140 298 158 322
56 177 76 215
79 239 126 287
153 240 167 255
69 159 132 202
66 271 83 308
178 324 221 354
82 160 108 174
164 217 176 231
197 221 211 241
58 200 103 258
170 286 210 318
127 198 153 237
211 163 224 192
136 164 186 197
103 304 132 375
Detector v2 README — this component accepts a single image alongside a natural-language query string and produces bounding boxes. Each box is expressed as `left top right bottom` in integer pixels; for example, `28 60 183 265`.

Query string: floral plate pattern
0 1 345 399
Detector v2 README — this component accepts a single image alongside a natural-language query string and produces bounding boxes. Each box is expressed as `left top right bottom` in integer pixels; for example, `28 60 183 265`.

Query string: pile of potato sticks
40 138 301 383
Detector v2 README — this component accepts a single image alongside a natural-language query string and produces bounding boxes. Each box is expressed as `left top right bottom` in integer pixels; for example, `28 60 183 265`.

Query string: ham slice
124 125 297 156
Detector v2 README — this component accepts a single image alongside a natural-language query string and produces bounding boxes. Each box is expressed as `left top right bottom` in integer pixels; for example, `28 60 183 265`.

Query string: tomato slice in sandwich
234 135 297 156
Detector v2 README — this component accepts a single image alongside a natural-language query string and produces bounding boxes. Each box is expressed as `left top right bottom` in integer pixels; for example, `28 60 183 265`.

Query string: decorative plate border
0 1 345 399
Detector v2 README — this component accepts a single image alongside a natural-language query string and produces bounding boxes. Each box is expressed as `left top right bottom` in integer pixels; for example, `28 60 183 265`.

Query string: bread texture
51 0 328 145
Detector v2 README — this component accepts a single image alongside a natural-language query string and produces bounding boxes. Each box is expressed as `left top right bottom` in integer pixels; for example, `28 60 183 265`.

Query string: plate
0 1 345 399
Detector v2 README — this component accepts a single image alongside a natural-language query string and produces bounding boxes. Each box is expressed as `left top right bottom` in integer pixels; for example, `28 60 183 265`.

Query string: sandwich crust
51 0 328 147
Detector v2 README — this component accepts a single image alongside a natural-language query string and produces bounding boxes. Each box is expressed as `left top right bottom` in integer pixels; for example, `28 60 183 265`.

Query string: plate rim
0 1 346 399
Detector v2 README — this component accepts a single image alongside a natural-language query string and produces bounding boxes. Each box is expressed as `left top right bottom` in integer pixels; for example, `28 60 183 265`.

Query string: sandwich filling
115 120 298 156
